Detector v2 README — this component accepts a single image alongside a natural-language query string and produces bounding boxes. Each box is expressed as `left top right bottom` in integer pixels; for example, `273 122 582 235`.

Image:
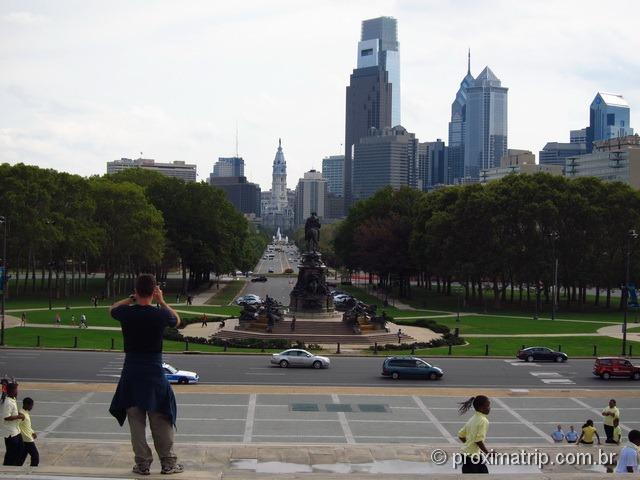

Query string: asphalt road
2 349 638 389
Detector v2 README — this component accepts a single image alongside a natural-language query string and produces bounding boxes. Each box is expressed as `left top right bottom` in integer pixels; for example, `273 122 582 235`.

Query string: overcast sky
2 0 639 190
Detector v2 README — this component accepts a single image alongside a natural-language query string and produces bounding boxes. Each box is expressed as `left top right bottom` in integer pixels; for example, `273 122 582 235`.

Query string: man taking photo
109 274 183 476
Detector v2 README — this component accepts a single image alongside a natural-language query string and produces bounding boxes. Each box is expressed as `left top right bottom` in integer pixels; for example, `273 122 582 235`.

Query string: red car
593 357 640 380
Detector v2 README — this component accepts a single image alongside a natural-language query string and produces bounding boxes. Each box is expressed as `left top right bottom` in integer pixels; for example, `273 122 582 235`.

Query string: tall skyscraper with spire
343 16 399 213
448 50 475 184
464 66 508 180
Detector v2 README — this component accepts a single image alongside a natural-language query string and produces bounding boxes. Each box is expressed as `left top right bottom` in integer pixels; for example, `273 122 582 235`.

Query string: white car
270 349 331 369
162 363 199 384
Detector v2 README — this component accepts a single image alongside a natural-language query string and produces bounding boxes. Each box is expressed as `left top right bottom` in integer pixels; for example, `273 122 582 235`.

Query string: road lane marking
530 372 562 377
243 393 256 443
332 394 355 444
492 397 553 444
540 379 575 384
412 396 456 444
40 392 94 439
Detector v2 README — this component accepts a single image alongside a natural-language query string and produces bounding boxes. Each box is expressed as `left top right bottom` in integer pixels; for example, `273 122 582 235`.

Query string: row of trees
334 174 640 310
0 163 268 299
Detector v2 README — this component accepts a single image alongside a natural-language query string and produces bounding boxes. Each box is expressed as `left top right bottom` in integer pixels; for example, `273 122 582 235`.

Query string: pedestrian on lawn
565 425 578 443
109 274 183 476
614 429 640 473
20 313 26 327
577 419 600 445
602 399 620 444
80 314 87 329
457 395 492 474
93 296 98 307
70 315 76 326
2 381 24 466
551 425 565 443
18 397 38 467
54 313 61 327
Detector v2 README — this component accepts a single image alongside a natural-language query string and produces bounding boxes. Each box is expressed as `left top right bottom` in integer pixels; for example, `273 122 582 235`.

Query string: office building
210 176 261 216
107 158 197 182
464 67 508 180
344 17 399 211
352 126 418 202
321 155 344 197
211 157 244 178
420 139 448 188
448 51 475 184
500 149 535 167
586 93 634 152
570 128 587 144
565 135 640 188
480 163 563 183
539 142 587 168
294 170 328 226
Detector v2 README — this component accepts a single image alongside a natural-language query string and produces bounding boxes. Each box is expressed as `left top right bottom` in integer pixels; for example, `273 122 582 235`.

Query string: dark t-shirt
111 304 177 353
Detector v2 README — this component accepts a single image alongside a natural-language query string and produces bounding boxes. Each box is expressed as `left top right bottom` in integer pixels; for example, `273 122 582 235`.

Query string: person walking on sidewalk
1 381 24 466
200 314 208 328
20 313 26 327
109 274 183 476
457 395 493 474
18 397 38 467
602 399 620 444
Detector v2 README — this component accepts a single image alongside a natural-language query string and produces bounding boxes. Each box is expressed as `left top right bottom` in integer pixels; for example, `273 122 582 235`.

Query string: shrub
394 318 451 335
368 333 464 351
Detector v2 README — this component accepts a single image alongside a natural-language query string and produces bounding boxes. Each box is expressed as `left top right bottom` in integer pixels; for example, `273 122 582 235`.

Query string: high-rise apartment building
352 126 418 202
107 158 197 182
464 67 508 180
211 157 244 178
344 17 399 212
448 51 475 184
586 93 634 152
321 155 344 197
294 170 328 226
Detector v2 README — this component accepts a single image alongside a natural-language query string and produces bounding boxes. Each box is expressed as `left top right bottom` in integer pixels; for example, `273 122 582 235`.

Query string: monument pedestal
289 252 334 316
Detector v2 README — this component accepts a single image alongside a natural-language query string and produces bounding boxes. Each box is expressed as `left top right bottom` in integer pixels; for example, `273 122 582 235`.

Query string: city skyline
1 0 639 191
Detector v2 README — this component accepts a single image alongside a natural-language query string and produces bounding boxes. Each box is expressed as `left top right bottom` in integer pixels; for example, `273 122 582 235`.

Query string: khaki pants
126 407 177 469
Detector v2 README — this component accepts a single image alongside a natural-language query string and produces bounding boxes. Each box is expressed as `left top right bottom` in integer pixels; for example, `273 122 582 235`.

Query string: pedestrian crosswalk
96 355 123 379
504 359 575 385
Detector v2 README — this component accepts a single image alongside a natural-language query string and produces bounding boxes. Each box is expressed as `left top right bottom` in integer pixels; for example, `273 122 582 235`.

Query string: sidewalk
0 442 621 479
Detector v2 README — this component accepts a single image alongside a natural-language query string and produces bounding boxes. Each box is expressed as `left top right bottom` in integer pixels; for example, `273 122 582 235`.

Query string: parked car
162 363 199 384
236 294 262 305
271 349 330 369
382 356 443 380
593 357 640 380
284 268 294 274
251 276 268 282
516 347 568 363
268 268 274 273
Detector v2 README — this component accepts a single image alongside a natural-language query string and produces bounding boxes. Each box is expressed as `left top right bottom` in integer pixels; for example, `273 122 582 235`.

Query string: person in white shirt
615 429 640 474
2 382 24 465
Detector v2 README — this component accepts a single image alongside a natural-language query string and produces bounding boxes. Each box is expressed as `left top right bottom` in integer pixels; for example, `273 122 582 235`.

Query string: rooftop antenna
467 48 471 75
235 122 239 158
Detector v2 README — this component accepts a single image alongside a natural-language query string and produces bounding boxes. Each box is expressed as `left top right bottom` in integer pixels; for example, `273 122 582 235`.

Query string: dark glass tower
343 17 398 213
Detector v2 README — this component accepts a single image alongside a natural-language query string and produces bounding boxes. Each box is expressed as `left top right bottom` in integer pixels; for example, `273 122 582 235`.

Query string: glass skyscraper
464 67 508 180
344 17 399 213
321 155 344 197
448 51 475 184
586 93 633 152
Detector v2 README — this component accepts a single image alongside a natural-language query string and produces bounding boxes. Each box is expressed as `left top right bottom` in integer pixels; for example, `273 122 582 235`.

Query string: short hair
135 274 157 298
23 397 33 407
629 429 640 443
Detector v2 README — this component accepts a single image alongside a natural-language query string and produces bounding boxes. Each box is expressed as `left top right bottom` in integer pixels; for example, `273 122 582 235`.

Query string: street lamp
622 229 638 356
0 216 7 346
549 231 559 321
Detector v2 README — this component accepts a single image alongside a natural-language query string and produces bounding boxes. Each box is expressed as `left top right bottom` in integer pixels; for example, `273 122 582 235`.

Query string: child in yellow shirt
18 397 39 467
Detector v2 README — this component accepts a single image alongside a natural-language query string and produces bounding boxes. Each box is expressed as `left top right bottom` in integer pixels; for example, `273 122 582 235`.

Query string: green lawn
374 336 640 358
204 280 246 306
2 327 283 353
397 314 618 335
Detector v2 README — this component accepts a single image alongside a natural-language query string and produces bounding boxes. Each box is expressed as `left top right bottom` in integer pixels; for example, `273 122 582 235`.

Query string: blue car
381 356 443 380
162 363 199 384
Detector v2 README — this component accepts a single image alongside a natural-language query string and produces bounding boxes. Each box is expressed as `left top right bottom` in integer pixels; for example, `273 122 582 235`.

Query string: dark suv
382 357 443 380
593 357 640 380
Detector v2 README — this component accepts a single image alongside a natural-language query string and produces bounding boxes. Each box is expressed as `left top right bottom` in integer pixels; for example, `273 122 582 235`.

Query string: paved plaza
24 387 640 445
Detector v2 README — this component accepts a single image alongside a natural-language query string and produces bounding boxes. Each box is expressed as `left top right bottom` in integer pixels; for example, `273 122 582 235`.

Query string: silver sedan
270 349 331 369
